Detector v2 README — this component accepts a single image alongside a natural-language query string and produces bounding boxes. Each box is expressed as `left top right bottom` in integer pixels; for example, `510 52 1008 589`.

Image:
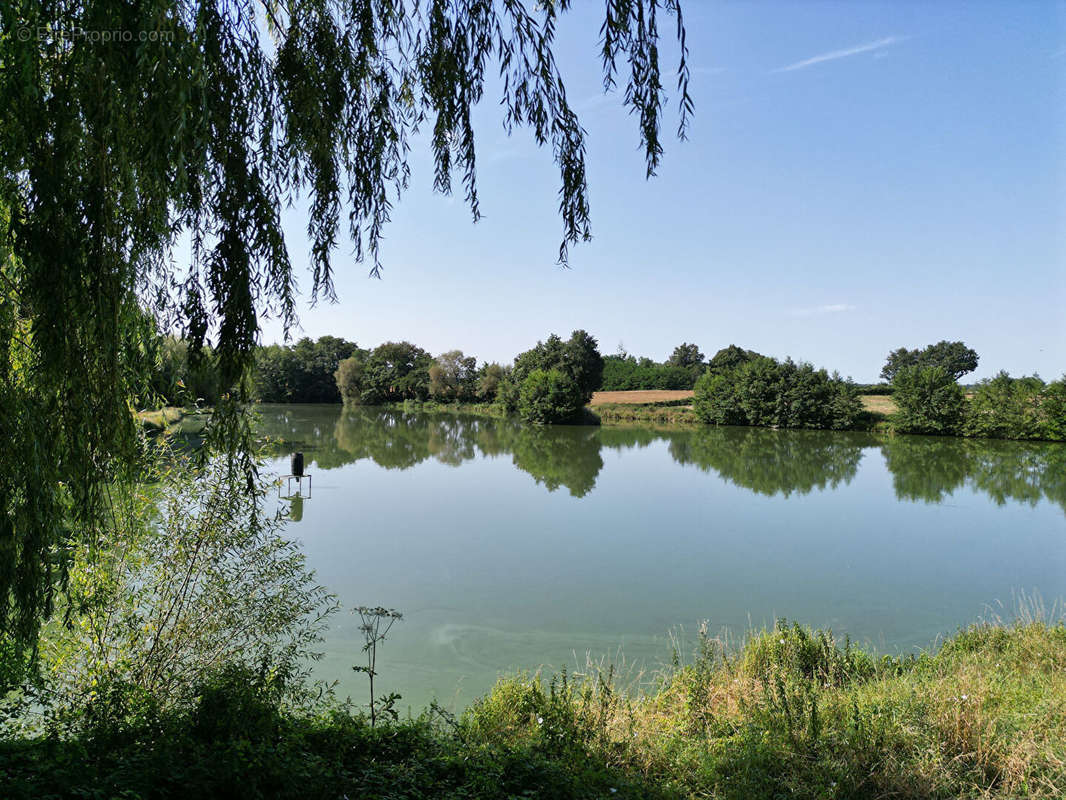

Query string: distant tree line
144 330 1064 440
683 338 1063 441
256 337 365 403
334 329 604 425
144 335 364 406
602 342 703 390
864 340 1063 441
600 343 769 391
892 368 1064 441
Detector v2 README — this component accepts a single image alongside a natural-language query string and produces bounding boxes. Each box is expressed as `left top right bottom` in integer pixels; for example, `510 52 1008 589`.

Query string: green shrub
693 369 746 425
735 356 782 425
964 371 1045 440
512 330 603 405
891 365 965 435
494 375 520 414
1042 377 1066 441
334 355 366 405
518 368 585 424
601 355 698 390
693 357 862 430
740 620 877 687
36 453 335 715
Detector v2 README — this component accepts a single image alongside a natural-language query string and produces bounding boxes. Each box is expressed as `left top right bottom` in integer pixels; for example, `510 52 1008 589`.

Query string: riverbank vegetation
600 343 708 390
693 356 865 431
4 614 1063 799
594 401 699 425
333 330 604 425
891 368 1065 441
139 331 1063 441
23 418 1063 799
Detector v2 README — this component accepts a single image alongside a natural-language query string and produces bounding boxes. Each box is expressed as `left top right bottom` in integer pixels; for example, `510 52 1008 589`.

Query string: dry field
589 390 694 406
860 394 897 415
590 389 897 415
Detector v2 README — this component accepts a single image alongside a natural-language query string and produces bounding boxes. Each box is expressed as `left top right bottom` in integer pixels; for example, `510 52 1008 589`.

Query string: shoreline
7 618 1064 798
141 398 1064 443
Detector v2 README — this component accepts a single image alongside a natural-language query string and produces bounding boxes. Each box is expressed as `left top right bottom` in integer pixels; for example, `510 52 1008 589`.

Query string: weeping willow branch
0 0 693 642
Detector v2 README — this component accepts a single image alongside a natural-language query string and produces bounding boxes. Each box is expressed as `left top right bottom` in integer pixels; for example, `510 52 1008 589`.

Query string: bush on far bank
693 356 863 431
890 367 1066 441
965 371 1064 441
517 368 586 424
890 365 966 435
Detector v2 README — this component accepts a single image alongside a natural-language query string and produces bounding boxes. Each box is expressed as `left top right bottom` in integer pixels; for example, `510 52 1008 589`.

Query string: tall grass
4 613 1064 798
594 403 699 425
467 612 1066 798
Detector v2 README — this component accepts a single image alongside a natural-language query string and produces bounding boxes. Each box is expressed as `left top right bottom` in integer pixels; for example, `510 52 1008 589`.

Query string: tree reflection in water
256 406 1065 511
670 427 869 497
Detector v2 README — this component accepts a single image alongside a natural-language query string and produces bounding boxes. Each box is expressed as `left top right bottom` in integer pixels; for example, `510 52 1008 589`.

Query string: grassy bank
136 407 212 435
136 406 188 431
379 394 891 430
3 619 1063 799
394 398 505 417
392 397 703 426
594 401 699 425
592 391 897 430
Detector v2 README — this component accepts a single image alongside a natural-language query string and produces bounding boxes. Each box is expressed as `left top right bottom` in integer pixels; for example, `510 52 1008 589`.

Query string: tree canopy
511 330 603 422
256 336 363 403
890 365 966 435
666 342 704 370
428 350 478 401
880 341 979 383
0 1 692 643
706 344 764 376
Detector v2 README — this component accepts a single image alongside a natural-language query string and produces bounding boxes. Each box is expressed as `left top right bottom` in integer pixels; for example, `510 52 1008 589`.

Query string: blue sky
259 1 1065 383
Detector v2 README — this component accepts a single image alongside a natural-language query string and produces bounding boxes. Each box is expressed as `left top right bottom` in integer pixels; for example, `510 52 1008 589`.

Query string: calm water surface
257 405 1066 712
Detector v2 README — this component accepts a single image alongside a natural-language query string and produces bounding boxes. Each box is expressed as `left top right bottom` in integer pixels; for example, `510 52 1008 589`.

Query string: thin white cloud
773 36 903 73
792 303 856 317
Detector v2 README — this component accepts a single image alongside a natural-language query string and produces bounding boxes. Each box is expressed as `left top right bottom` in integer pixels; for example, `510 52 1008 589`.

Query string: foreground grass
3 620 1064 799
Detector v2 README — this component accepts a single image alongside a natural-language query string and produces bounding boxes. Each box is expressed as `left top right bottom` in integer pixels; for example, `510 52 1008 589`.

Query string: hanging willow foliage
0 0 692 644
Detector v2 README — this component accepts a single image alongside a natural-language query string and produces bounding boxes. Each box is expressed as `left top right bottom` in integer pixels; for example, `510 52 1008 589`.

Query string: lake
256 404 1066 713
